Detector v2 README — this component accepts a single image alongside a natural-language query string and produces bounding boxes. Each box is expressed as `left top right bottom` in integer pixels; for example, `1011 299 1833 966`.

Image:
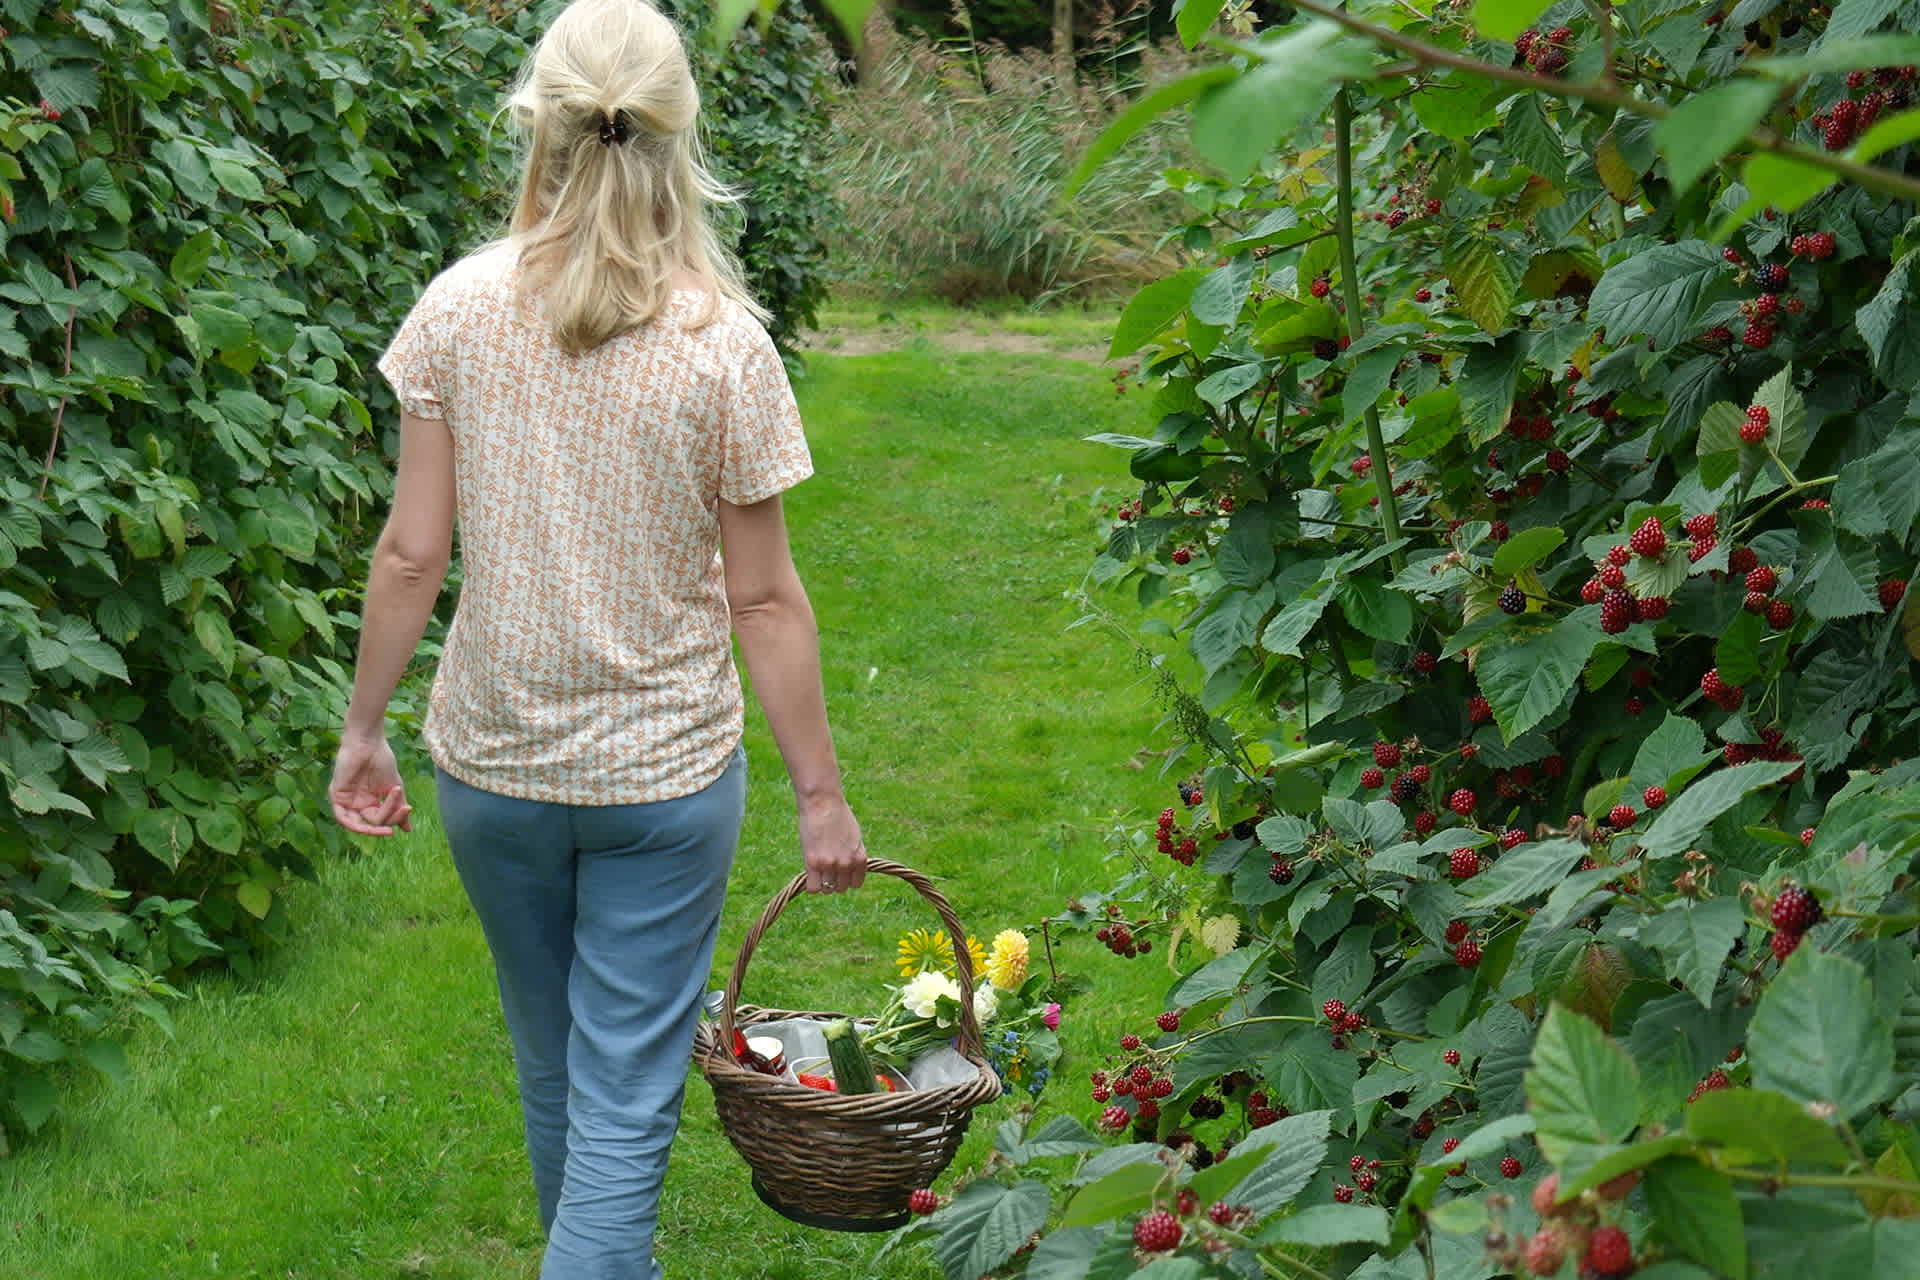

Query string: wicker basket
693 858 1002 1231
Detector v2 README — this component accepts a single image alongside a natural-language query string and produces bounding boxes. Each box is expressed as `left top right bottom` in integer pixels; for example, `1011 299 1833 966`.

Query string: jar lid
747 1035 785 1062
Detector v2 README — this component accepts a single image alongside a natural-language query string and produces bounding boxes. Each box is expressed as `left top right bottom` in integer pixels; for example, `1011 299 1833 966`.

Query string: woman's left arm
331 411 456 836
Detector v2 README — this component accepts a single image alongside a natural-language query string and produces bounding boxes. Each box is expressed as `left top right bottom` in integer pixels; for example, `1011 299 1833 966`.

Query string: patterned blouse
377 243 812 805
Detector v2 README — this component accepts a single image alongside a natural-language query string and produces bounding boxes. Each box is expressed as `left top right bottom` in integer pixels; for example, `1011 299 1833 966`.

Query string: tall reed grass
827 18 1199 303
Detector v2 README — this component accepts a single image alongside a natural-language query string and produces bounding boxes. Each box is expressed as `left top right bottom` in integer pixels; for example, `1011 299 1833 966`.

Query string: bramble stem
1334 89 1404 571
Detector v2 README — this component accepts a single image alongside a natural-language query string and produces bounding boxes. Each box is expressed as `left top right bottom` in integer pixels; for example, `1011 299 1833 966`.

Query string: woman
326 1 866 1274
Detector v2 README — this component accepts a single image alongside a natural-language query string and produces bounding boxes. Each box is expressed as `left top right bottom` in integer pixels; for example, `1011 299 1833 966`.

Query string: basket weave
693 858 1002 1231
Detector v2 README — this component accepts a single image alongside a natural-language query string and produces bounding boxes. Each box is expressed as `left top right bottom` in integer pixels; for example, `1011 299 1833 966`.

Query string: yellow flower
896 927 949 977
895 928 987 979
963 934 987 980
985 929 1030 991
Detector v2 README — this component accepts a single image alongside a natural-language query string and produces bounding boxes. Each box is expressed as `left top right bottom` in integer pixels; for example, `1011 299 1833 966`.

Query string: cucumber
822 1018 879 1094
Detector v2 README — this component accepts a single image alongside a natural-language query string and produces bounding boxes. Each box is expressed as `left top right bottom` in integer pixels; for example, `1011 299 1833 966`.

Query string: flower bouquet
858 926 1064 1100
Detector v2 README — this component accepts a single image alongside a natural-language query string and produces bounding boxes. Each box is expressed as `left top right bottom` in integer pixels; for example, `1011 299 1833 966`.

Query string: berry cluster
1740 403 1770 444
1509 1172 1639 1276
1699 666 1744 712
1767 882 1824 961
1513 25 1573 74
1686 1068 1731 1104
1094 901 1152 957
1320 998 1366 1038
1721 725 1805 782
1813 66 1916 150
1154 805 1199 866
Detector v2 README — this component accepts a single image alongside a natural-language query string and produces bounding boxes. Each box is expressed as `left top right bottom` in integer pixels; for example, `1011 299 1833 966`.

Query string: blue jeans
436 749 745 1280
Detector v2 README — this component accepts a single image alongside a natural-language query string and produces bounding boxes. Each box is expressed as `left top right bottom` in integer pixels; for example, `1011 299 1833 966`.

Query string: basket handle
718 858 987 1061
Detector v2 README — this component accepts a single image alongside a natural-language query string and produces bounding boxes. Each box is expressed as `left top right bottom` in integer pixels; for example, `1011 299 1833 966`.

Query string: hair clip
598 110 630 147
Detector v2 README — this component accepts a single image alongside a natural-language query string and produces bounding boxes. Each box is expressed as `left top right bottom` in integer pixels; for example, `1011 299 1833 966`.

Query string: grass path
4 331 1178 1279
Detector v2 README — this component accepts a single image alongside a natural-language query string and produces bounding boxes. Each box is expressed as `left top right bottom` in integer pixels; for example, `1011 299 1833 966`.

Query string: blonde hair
505 0 764 354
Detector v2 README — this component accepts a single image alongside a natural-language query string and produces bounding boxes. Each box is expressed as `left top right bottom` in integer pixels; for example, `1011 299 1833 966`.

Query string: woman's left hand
329 730 413 836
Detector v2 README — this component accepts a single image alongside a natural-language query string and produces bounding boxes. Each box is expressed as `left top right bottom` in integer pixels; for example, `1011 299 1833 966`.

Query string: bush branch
1282 0 1920 206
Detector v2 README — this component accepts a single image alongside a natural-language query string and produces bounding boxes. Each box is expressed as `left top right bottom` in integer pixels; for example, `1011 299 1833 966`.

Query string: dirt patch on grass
801 322 1111 362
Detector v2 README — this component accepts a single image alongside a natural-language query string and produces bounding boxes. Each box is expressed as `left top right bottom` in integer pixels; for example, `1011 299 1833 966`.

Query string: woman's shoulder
424 241 518 305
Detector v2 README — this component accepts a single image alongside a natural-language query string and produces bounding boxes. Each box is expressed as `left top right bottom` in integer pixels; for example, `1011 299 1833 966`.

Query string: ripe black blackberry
1498 584 1526 614
1391 773 1420 805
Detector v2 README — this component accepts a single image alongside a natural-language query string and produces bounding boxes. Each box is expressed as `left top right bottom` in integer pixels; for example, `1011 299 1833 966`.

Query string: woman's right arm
719 494 867 894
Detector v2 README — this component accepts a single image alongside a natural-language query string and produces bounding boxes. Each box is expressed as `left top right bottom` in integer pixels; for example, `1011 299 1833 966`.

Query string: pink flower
1042 1002 1061 1030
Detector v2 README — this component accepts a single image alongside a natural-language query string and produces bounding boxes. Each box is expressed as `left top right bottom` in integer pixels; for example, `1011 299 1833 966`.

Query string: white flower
902 969 960 1018
972 983 999 1025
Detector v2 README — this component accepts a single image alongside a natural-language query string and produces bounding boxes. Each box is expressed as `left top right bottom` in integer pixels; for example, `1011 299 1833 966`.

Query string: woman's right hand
799 794 865 894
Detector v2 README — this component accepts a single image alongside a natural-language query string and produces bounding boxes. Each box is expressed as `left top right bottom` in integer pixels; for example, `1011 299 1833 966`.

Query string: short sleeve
376 281 450 422
718 319 813 505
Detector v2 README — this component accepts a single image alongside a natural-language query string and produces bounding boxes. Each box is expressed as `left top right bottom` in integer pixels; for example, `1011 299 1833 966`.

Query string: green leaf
1261 589 1331 657
10 1071 58 1131
937 1180 1055 1276
1463 837 1586 908
1720 152 1839 233
1635 898 1746 1009
1644 1157 1748 1280
1456 330 1528 442
235 877 274 919
1696 401 1748 489
1224 1109 1333 1216
1473 0 1554 41
1685 1087 1851 1166
189 303 252 354
1748 950 1895 1122
1109 270 1206 358
1218 512 1277 588
1175 0 1229 47
1190 26 1369 183
1021 1226 1108 1280
1527 1004 1640 1145
1637 761 1801 858
1259 1203 1390 1247
1444 235 1521 334
196 809 245 855
1851 105 1920 166
1190 256 1254 327
1589 241 1731 352
1505 95 1568 187
1336 577 1413 644
1476 614 1602 742
81 1038 129 1085
1749 34 1920 77
1492 526 1565 577
1342 348 1401 425
1655 80 1781 195
1310 926 1376 1010
1857 253 1920 389
1714 611 1766 687
1628 713 1714 800
1795 519 1880 621
134 808 193 870
1410 75 1496 139
1067 68 1237 198
1818 0 1902 44
208 156 266 201
170 229 216 287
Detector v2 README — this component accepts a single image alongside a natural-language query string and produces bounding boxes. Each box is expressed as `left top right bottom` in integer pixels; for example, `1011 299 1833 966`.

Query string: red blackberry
1467 695 1492 723
1807 231 1835 259
1585 1224 1633 1276
1131 1064 1154 1087
1445 919 1469 944
1881 578 1907 611
1386 209 1408 229
1500 1156 1523 1178
1120 1032 1142 1050
1801 826 1817 845
1688 535 1717 563
1548 24 1572 41
1599 589 1639 634
1824 119 1852 150
1607 544 1632 566
1722 246 1742 265
1489 520 1511 541
1448 848 1481 880
1741 405 1770 443
1207 1201 1235 1225
1729 545 1759 574
1448 788 1476 816
1361 766 1386 790
1532 46 1568 74
1498 584 1526 614
1745 565 1778 594
909 1188 939 1215
1500 828 1527 850
1628 516 1667 558
1442 1137 1461 1154
1700 668 1730 700
1546 448 1570 472
1801 497 1830 509
1581 577 1606 604
1100 1104 1131 1131
1373 741 1402 768
1684 512 1717 539
1333 1184 1355 1203
1743 322 1776 349
1600 563 1627 589
1643 785 1667 809
1322 999 1348 1024
1133 1209 1182 1252
1157 1010 1181 1033
1771 929 1803 961
1269 859 1294 884
1310 277 1331 299
1525 1227 1567 1277
1624 696 1645 716
1413 650 1438 675
1425 198 1441 216
1771 885 1822 933
1767 600 1794 630
1443 1048 1462 1066
1703 324 1733 348
1607 803 1637 828
1454 939 1481 967
1414 811 1436 835
1461 743 1480 762
1414 287 1432 302
1409 764 1431 784
1639 595 1669 621
1171 545 1192 565
1742 590 1769 614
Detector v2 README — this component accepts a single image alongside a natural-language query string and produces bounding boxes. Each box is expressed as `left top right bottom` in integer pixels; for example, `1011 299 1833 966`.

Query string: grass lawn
3 312 1184 1279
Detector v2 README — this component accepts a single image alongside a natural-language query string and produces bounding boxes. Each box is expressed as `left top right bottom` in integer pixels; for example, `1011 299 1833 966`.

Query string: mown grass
3 313 1182 1279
